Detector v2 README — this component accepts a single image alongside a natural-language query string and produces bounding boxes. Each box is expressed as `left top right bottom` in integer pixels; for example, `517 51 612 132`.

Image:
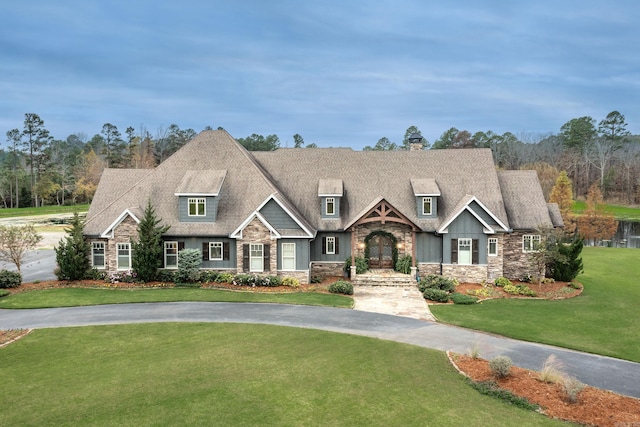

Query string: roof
497 170 553 230
410 178 441 196
547 203 564 228
318 179 343 196
174 170 226 196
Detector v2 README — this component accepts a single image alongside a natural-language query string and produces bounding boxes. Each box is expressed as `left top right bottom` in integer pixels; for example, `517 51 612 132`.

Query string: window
164 241 178 268
488 238 498 256
92 242 105 269
281 243 296 270
523 235 541 253
250 243 264 272
326 197 335 215
422 197 432 215
117 243 131 270
458 238 472 265
209 242 223 261
188 198 206 216
325 236 336 255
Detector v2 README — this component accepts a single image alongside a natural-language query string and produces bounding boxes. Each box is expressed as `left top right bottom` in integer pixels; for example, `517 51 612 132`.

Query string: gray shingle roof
174 170 226 196
318 179 343 196
547 203 564 228
497 170 553 230
410 178 441 196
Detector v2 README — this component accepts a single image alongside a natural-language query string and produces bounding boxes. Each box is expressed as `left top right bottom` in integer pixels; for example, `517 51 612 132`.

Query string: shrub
328 280 353 295
539 354 565 384
85 268 108 281
503 284 537 297
562 376 586 403
281 276 299 288
108 270 138 284
0 289 9 298
174 282 201 288
310 275 323 284
418 275 457 293
198 270 219 283
54 213 91 281
489 356 512 378
215 272 234 283
156 269 177 283
423 288 449 302
395 255 412 274
177 249 201 283
344 256 368 275
548 237 584 282
494 277 512 287
467 380 539 411
467 343 481 359
268 275 284 287
568 282 582 290
450 293 478 305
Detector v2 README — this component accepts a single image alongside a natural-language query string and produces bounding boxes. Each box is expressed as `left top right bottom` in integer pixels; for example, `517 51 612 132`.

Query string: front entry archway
365 231 397 269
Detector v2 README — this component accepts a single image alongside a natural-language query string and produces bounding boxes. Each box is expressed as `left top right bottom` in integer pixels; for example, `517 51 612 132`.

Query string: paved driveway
1 302 639 399
0 249 57 283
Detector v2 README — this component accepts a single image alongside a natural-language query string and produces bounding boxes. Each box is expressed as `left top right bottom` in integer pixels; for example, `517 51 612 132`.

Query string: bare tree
0 225 43 272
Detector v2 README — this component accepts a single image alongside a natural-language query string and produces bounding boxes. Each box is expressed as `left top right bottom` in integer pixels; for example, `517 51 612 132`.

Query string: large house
84 130 563 283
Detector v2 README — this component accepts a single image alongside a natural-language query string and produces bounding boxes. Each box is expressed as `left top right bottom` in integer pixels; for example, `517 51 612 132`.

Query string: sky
1 1 638 149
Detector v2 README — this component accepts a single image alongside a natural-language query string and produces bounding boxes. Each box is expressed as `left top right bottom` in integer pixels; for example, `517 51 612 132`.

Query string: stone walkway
353 285 436 321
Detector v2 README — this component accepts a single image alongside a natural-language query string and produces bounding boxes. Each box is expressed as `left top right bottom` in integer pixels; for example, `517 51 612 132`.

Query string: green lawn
0 323 565 426
0 204 89 218
0 287 353 309
432 247 640 362
572 200 640 221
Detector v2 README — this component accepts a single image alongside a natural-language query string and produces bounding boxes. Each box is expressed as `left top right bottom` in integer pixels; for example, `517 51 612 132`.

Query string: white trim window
325 197 335 216
422 197 432 215
458 238 472 265
117 243 131 270
92 242 105 269
523 235 541 253
164 241 178 269
250 243 264 272
325 236 336 255
209 242 223 261
281 243 296 271
488 237 498 256
188 197 206 216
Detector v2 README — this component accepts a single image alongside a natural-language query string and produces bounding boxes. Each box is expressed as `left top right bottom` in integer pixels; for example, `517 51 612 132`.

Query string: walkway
353 285 435 321
1 302 639 399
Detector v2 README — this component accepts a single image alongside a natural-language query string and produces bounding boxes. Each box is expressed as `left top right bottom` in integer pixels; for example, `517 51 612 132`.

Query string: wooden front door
368 235 394 269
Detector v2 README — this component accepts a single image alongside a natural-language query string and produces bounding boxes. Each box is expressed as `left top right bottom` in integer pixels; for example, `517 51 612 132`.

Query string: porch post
411 230 418 280
350 226 357 279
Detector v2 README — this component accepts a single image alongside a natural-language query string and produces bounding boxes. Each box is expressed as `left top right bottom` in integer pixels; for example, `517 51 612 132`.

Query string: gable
259 199 302 231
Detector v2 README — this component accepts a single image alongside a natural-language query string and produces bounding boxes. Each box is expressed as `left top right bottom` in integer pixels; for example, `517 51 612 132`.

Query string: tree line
3 111 638 208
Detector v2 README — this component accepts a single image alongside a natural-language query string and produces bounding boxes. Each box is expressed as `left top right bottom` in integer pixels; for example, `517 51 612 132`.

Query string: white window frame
523 234 541 253
188 197 206 216
117 243 131 271
209 242 223 261
325 197 335 216
422 197 432 215
281 242 296 271
325 236 336 255
92 242 105 269
488 237 498 257
458 238 472 265
164 241 178 269
250 243 264 272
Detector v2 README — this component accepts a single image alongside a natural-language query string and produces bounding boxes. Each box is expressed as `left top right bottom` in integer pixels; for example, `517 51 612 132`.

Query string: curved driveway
1 301 639 398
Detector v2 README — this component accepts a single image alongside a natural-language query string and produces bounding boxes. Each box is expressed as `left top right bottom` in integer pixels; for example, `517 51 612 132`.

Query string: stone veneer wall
277 270 309 283
236 217 277 274
310 262 345 279
417 263 440 277
487 234 504 281
353 222 414 260
502 231 536 280
441 264 487 283
103 215 139 273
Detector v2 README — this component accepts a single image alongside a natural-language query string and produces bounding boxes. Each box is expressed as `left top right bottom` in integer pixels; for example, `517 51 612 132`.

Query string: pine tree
549 171 576 234
54 213 91 280
131 200 170 282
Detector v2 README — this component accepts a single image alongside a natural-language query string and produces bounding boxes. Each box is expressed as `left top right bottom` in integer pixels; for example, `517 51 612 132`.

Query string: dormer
318 179 343 219
175 170 226 222
411 178 440 219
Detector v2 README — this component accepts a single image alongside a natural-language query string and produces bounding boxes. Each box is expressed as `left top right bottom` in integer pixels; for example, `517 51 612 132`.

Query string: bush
503 284 537 297
344 257 368 275
174 282 201 288
395 255 412 274
328 280 353 295
489 356 512 378
108 270 138 284
548 237 584 282
450 293 478 305
54 213 91 281
281 276 299 288
198 270 219 283
467 380 539 411
84 268 108 281
0 289 9 298
0 270 22 289
215 272 234 283
539 355 565 384
310 275 323 284
423 288 450 302
177 249 201 283
562 376 586 403
494 277 512 287
418 274 457 293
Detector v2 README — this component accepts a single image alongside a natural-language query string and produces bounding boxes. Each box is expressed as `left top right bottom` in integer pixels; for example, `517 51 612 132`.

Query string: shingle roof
547 203 564 228
410 178 441 196
497 170 553 230
174 170 226 196
318 179 343 196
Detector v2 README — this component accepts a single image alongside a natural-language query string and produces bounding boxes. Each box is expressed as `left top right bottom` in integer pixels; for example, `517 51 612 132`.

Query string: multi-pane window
523 235 541 253
209 242 223 260
326 197 335 215
488 237 498 256
325 236 336 255
458 238 472 265
117 243 131 270
92 242 105 269
164 241 178 268
281 243 296 270
250 243 264 272
422 197 432 215
188 198 206 216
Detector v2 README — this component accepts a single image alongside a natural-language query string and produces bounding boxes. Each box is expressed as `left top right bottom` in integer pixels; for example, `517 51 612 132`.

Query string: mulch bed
453 280 583 301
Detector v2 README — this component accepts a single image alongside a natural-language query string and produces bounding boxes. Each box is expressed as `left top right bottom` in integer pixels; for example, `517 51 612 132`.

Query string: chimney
408 132 424 151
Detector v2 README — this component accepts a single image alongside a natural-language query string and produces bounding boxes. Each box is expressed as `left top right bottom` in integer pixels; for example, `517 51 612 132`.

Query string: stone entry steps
352 269 417 287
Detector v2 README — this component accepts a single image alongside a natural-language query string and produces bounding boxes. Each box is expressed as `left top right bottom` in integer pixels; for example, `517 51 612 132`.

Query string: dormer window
318 179 343 219
326 197 335 216
422 197 432 215
175 170 226 222
411 178 440 219
188 198 206 216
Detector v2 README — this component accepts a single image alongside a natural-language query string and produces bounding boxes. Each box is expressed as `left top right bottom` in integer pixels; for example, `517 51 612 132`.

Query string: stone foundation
441 264 488 283
417 263 440 277
502 232 536 280
236 216 277 274
310 262 345 279
277 270 309 284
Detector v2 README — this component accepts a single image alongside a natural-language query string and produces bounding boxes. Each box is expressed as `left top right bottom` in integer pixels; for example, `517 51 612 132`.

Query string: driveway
0 249 57 282
1 302 639 399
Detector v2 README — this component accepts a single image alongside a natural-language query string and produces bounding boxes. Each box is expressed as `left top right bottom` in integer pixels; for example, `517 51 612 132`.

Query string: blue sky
1 1 638 149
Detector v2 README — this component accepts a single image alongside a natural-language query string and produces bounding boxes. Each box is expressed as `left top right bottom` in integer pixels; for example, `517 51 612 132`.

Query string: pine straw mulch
453 280 583 301
450 353 640 426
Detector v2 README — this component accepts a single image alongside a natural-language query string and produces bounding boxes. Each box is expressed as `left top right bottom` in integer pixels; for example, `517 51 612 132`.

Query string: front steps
352 269 418 287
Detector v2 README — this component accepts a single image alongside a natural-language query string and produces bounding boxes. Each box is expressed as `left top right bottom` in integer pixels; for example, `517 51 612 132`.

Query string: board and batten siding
259 199 302 230
276 239 310 271
310 232 350 262
163 236 236 269
178 196 219 222
415 233 442 263
442 210 488 264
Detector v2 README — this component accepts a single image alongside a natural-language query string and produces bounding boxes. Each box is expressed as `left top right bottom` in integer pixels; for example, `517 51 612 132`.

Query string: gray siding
442 210 488 264
311 232 351 261
178 196 219 222
165 236 236 269
416 233 442 263
416 196 438 219
468 201 500 227
320 196 341 219
259 199 302 230
277 239 310 270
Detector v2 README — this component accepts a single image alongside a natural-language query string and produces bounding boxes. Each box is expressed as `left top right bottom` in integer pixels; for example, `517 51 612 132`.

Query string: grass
0 323 565 426
0 204 89 218
572 200 640 221
0 287 353 309
431 247 640 362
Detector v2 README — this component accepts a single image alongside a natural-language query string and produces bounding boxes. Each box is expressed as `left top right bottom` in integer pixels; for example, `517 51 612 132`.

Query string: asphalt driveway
1 302 639 399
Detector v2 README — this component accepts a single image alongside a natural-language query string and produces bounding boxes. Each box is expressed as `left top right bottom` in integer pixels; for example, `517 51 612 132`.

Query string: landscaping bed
451 353 640 426
454 280 583 301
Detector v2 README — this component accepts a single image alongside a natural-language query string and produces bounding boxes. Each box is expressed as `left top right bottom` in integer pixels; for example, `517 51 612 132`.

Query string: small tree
548 236 584 282
177 248 201 283
576 183 618 245
0 224 43 272
131 200 170 282
549 171 576 234
527 227 566 283
54 213 91 280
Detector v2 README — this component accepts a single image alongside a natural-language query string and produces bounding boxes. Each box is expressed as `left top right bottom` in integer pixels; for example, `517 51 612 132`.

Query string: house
84 130 563 283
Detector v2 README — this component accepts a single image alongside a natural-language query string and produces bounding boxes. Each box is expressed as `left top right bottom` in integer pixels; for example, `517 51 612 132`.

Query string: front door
368 235 394 269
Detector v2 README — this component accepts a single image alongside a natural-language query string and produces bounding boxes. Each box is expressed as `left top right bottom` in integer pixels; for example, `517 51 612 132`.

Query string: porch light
397 243 404 249
358 243 365 249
